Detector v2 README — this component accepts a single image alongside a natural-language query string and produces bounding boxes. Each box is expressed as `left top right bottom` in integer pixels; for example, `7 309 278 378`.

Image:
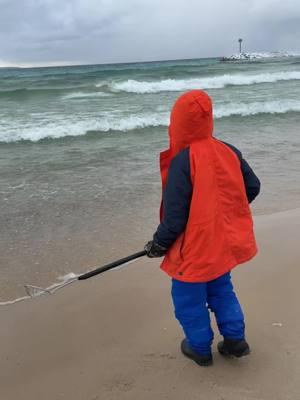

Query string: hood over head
168 90 213 157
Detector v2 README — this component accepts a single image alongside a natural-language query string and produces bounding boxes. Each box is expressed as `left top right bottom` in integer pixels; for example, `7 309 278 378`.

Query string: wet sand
0 209 299 400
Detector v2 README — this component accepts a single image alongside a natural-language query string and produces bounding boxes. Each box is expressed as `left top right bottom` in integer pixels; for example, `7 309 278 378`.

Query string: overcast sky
0 0 299 67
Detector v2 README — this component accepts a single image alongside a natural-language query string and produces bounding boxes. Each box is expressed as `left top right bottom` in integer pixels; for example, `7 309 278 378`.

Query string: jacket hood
168 90 213 157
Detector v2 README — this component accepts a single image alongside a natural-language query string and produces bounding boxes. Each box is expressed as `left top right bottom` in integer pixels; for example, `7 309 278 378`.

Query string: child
145 90 260 366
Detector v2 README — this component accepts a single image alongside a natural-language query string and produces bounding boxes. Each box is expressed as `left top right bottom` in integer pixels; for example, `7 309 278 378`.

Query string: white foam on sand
0 296 31 306
0 259 142 306
0 272 79 306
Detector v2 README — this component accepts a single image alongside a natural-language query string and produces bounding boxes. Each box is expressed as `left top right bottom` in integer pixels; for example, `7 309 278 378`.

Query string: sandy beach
1 208 300 400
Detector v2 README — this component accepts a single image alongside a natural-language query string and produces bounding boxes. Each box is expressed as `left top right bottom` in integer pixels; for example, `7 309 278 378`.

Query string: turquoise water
1 56 300 300
1 57 300 141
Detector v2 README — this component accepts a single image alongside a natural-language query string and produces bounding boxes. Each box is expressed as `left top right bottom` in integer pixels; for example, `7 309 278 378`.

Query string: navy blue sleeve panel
154 148 192 249
222 141 261 203
239 158 261 203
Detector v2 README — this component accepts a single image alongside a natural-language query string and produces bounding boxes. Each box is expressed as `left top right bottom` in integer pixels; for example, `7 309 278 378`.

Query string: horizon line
1 49 299 70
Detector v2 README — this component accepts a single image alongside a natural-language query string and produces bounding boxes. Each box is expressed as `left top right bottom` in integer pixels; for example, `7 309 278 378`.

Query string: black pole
78 250 147 280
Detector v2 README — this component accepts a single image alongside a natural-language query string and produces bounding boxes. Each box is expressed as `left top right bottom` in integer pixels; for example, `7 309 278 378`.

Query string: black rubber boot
217 338 250 358
181 339 213 366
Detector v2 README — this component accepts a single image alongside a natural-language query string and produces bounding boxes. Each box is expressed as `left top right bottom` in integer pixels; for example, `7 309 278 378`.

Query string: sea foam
109 71 300 93
62 91 112 100
0 272 79 306
215 99 300 118
0 113 170 142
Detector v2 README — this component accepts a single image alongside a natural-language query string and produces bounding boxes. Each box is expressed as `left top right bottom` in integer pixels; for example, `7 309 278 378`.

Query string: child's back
145 90 261 366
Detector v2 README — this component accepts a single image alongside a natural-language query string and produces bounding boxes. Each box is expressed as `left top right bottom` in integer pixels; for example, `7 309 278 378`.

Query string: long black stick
78 250 147 281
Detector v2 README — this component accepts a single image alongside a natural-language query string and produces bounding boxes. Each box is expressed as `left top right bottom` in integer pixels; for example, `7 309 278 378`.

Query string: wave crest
0 113 169 142
1 99 300 143
215 99 300 118
62 91 112 100
109 71 300 93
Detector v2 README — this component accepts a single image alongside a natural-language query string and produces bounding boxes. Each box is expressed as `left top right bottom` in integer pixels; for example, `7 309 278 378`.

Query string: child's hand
144 240 167 258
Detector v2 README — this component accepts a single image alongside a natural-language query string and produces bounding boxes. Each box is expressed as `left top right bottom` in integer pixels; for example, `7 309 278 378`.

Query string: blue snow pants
171 272 245 356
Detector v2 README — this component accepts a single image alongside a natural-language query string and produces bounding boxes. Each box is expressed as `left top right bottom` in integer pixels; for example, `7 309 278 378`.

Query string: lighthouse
238 38 243 54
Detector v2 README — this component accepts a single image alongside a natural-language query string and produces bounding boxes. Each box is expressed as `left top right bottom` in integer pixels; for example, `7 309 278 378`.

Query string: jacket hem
160 250 257 283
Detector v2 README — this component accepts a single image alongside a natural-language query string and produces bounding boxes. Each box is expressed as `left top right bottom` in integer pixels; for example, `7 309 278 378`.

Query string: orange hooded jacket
159 90 257 282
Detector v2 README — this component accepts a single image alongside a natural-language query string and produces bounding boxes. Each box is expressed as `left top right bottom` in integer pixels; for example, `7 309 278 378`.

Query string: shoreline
1 206 300 307
1 206 299 399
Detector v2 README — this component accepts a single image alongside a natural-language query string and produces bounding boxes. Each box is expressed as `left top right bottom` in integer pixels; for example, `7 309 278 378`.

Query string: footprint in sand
103 375 135 393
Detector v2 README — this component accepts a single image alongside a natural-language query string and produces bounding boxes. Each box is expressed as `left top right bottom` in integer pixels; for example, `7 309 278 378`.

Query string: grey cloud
0 0 299 66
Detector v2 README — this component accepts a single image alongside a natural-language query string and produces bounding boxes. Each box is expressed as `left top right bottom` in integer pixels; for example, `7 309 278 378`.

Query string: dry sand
1 209 300 400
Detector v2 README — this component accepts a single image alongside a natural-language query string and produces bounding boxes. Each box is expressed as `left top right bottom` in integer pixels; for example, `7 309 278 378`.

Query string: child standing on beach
145 90 260 366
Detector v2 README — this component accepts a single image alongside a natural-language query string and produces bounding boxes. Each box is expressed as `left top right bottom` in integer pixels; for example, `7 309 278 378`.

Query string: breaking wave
215 99 300 118
108 71 300 93
0 113 170 142
1 99 300 143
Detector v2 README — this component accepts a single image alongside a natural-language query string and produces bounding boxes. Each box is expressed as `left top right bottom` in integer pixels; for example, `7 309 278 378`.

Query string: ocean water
1 55 300 300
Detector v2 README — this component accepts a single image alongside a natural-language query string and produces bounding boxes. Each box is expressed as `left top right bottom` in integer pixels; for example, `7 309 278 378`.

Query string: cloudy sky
0 0 299 67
